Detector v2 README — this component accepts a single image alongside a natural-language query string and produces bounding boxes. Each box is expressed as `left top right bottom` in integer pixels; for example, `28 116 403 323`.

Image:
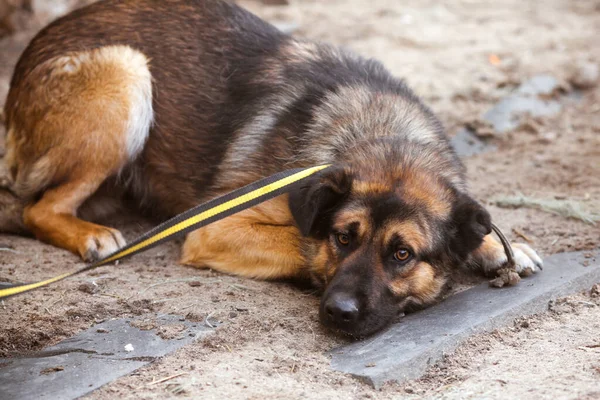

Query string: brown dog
0 0 542 336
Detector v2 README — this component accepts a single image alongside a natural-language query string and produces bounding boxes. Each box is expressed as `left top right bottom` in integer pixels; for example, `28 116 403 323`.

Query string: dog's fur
0 0 542 336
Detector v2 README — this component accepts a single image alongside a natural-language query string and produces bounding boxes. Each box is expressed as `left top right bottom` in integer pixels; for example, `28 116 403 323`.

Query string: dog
0 0 542 337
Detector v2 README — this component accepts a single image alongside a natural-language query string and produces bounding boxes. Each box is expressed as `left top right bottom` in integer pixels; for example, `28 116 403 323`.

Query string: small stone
40 366 64 375
489 277 505 288
124 343 134 352
591 284 600 298
185 312 203 322
569 61 599 89
538 131 558 144
77 282 98 294
489 268 521 288
506 271 521 286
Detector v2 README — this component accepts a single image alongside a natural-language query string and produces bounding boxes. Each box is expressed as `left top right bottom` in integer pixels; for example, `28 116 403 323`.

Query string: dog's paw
511 243 544 276
471 236 543 280
79 227 126 262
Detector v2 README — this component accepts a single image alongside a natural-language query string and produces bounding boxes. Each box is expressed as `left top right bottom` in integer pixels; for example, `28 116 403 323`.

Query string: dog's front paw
511 243 544 276
471 235 543 285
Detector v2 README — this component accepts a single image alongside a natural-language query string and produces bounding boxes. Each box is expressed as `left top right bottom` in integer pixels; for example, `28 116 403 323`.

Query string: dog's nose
323 293 360 326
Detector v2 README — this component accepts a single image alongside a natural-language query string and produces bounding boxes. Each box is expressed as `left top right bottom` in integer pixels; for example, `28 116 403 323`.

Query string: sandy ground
1 0 599 399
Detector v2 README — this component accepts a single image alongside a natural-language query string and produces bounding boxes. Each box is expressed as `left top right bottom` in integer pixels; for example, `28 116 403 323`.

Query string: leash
491 223 516 269
0 165 331 300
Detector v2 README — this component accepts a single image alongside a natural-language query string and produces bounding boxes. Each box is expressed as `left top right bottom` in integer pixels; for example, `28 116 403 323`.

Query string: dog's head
289 158 491 337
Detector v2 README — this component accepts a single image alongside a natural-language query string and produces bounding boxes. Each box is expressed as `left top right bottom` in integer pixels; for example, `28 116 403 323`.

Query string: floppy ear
288 167 352 238
450 193 492 259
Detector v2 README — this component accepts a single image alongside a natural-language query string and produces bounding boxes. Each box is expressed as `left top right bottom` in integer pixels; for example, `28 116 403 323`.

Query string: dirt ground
1 0 600 399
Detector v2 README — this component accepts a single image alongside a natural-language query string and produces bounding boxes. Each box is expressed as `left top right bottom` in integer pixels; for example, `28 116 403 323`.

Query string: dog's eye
336 233 350 246
393 248 412 263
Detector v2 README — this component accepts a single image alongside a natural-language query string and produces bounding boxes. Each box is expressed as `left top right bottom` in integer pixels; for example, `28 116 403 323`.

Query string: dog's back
6 0 457 212
6 0 287 207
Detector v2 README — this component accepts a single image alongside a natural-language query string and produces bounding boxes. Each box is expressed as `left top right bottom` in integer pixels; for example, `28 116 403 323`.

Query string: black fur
449 195 492 260
288 167 352 238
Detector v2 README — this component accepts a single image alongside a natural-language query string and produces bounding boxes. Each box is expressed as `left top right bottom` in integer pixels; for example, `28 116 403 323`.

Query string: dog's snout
323 293 360 326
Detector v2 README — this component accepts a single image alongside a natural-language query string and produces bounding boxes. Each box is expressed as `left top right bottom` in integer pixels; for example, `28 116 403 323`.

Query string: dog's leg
5 46 153 261
181 197 306 279
23 172 127 261
469 234 543 276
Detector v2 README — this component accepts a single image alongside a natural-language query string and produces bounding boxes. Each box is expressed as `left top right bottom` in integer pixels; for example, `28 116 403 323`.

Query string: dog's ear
288 166 352 238
449 193 492 259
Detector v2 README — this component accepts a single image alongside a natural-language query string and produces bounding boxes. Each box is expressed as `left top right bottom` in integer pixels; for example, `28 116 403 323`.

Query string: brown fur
6 45 149 260
389 262 446 305
180 196 306 280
